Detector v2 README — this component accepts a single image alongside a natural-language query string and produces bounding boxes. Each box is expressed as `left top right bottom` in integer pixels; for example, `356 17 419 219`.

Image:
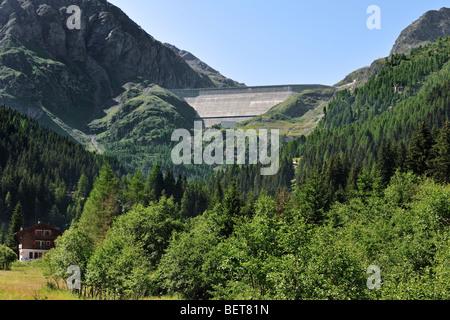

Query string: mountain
293 35 450 181
0 0 238 178
212 32 450 200
86 82 215 180
0 0 216 142
335 7 450 90
164 43 246 88
334 58 385 90
391 7 450 55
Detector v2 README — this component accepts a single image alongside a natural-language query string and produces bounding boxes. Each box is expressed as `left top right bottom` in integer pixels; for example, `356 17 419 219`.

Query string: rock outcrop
0 0 215 128
391 7 450 56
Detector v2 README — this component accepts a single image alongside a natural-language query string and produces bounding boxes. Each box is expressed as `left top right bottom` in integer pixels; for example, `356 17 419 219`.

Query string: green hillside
0 105 118 232
237 88 335 137
89 83 214 180
37 36 450 301
295 35 450 179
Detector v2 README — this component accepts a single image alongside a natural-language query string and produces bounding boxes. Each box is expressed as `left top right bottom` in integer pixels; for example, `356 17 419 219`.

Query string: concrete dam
171 85 329 127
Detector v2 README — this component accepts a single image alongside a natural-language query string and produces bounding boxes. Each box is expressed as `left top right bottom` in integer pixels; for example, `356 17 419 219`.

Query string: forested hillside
211 36 450 198
295 36 450 181
0 105 123 244
40 37 450 300
88 83 215 181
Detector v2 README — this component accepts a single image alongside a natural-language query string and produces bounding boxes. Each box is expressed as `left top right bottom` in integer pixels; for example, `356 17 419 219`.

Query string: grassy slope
0 262 78 300
0 261 180 300
237 88 336 137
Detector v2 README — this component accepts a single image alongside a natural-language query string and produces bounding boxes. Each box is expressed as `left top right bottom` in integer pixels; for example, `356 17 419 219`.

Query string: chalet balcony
30 244 54 250
32 234 57 241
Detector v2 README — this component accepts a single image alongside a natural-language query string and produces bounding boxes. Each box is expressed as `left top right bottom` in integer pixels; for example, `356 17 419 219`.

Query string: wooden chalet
13 221 63 261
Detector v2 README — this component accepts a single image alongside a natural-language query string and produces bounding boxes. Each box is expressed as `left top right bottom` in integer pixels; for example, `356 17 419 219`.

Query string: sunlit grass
0 261 79 300
0 261 181 300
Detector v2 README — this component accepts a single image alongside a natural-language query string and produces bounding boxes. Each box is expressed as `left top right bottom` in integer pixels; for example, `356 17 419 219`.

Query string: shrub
0 244 17 270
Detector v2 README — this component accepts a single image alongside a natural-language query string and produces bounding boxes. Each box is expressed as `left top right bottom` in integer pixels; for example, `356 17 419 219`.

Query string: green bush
0 244 17 270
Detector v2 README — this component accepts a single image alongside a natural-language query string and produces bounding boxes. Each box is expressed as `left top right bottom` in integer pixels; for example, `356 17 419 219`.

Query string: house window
46 241 51 247
36 241 45 249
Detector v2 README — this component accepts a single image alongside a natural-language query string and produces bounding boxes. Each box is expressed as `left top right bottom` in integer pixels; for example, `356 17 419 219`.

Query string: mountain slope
87 82 214 180
237 87 335 137
334 58 385 90
0 0 233 179
0 0 215 139
164 43 246 88
391 7 450 56
0 105 122 230
294 36 450 180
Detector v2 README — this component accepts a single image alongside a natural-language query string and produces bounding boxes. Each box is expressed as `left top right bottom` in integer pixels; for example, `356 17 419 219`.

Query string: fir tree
126 170 146 206
295 169 329 224
146 165 164 203
77 174 90 198
223 181 242 218
406 120 434 176
377 139 397 185
428 120 450 183
77 163 121 245
163 170 176 199
173 175 184 204
7 202 24 250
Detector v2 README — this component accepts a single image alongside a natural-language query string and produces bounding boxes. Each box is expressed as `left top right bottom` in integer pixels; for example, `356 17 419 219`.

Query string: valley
0 0 449 303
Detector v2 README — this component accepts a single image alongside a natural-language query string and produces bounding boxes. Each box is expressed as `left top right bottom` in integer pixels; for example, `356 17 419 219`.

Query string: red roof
14 222 62 238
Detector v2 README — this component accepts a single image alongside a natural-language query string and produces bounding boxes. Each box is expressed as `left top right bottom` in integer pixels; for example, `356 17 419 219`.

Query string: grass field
0 261 181 300
0 261 79 300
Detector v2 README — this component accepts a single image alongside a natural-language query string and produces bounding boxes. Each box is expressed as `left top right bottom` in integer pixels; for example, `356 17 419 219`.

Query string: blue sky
108 0 449 86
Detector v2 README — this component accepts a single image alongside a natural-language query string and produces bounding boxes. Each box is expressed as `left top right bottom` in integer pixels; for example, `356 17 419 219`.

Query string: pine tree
163 170 176 199
77 174 90 198
7 202 24 250
146 165 164 203
428 120 450 183
406 120 434 176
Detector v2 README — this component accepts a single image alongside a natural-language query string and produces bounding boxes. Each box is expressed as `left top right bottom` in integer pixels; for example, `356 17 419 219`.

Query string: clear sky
107 0 449 86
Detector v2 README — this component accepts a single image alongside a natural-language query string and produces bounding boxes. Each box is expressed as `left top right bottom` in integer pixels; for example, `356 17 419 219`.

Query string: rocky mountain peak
0 0 216 129
391 7 450 56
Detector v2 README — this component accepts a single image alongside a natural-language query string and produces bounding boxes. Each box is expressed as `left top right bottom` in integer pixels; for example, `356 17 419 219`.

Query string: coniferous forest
0 34 449 301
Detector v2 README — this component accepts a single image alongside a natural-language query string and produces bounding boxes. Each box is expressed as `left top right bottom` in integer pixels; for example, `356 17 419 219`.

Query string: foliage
27 34 450 301
0 244 16 270
77 163 121 245
41 227 94 289
0 105 120 231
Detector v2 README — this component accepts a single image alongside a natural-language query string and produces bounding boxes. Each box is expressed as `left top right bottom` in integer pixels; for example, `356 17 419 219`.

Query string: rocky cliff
0 0 215 129
391 7 450 56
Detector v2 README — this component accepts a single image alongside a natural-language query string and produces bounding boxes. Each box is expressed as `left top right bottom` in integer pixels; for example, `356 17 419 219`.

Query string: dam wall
171 85 329 127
